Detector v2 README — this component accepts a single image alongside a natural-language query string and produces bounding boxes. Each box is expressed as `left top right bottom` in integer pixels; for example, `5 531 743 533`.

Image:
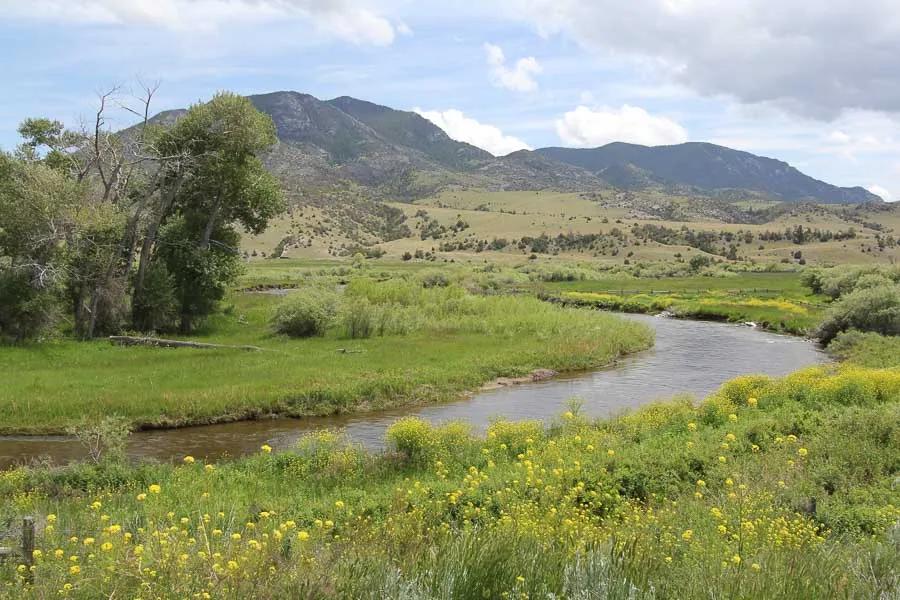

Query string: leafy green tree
133 92 283 332
15 118 85 174
0 154 82 340
4 87 284 339
154 218 243 333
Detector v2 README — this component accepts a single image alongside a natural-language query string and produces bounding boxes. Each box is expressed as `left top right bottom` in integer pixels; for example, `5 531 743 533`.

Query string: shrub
0 269 60 342
338 298 419 339
65 416 132 464
828 330 900 368
804 265 900 300
271 287 339 337
486 420 544 457
340 298 376 339
418 269 450 288
386 417 435 463
815 284 900 344
689 254 713 272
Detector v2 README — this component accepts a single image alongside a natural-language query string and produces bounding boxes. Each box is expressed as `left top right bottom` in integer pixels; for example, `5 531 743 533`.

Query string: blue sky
2 0 899 200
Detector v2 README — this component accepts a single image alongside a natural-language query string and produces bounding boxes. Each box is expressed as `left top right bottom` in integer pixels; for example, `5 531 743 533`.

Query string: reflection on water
0 314 827 468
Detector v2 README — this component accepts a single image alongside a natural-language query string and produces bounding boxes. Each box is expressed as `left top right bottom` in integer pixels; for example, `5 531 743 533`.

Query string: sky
2 0 900 201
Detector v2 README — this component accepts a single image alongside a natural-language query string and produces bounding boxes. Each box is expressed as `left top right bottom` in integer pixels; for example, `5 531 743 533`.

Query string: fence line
0 517 35 582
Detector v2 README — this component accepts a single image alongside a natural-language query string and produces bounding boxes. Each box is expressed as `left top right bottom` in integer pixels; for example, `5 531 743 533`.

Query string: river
0 314 828 468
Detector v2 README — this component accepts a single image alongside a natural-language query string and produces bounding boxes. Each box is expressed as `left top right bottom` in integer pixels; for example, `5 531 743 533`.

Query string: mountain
326 96 492 170
242 91 602 197
536 142 880 204
143 92 879 204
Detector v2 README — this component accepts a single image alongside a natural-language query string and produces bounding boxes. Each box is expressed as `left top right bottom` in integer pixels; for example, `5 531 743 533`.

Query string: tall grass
0 279 652 433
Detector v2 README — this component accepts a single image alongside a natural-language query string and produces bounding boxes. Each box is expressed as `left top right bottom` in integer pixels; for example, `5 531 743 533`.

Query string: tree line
0 87 283 342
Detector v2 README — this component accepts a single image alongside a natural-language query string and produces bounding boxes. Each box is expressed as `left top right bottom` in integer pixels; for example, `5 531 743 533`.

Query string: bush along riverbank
0 357 897 598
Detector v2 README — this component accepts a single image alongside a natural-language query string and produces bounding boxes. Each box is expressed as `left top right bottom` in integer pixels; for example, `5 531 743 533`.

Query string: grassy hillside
248 190 900 266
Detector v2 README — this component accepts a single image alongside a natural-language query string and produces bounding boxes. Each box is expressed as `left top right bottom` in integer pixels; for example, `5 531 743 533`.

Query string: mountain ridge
537 141 880 204
144 91 881 204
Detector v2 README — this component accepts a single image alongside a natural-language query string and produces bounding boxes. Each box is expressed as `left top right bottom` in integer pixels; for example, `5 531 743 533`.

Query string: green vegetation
545 271 809 294
2 85 898 600
802 265 900 342
0 91 283 342
828 330 900 368
544 272 823 335
271 287 339 337
559 292 819 335
0 278 652 434
1 364 897 598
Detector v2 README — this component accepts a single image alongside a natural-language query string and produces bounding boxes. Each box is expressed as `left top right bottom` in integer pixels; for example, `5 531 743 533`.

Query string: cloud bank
556 105 688 147
510 0 900 117
414 108 531 156
1 0 397 45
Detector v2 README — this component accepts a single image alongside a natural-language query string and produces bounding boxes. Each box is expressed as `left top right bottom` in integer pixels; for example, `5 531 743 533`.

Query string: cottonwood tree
0 154 82 340
133 92 283 332
1 86 283 340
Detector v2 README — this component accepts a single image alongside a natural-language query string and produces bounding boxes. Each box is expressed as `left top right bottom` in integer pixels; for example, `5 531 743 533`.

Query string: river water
0 314 828 468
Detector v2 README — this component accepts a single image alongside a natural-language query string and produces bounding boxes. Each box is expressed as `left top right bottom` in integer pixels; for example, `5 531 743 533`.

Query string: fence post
22 517 34 584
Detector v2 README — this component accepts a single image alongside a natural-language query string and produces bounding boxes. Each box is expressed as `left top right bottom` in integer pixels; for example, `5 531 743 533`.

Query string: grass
547 273 825 335
245 188 900 266
544 272 812 295
0 280 652 434
827 330 900 368
0 362 897 598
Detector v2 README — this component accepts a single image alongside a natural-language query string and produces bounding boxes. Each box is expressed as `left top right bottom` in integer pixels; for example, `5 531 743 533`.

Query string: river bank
0 314 826 468
0 337 896 598
0 284 652 436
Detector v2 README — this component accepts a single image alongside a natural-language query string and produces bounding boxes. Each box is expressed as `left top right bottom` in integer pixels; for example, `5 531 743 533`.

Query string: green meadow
0 274 652 434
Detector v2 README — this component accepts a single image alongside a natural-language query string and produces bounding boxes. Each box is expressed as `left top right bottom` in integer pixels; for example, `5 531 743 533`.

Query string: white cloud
867 184 896 202
484 43 542 92
556 105 688 147
414 108 531 156
1 0 397 45
507 0 900 117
